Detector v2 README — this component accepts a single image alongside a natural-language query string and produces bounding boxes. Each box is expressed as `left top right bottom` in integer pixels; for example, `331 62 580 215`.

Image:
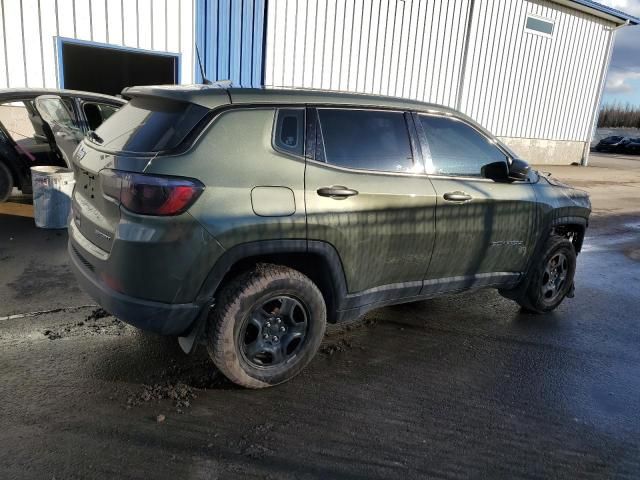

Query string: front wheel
206 264 326 388
514 236 577 313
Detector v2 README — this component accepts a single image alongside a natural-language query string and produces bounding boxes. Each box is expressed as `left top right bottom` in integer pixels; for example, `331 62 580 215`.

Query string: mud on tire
513 236 577 313
206 264 326 388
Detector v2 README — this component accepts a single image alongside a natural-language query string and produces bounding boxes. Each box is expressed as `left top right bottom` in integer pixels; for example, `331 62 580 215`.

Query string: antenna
195 44 212 85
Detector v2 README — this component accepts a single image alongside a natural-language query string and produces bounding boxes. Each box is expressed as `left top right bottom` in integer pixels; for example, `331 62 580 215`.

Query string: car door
0 99 59 167
414 113 537 292
304 107 437 302
34 95 84 167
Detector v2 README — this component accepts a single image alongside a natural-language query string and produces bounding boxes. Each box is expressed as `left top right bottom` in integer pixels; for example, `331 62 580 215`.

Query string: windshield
91 97 209 153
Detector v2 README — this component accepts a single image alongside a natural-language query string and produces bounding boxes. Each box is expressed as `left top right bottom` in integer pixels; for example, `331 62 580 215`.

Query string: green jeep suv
68 85 591 388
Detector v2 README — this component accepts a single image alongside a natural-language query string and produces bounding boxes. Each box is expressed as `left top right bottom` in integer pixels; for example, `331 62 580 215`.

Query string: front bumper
68 240 201 336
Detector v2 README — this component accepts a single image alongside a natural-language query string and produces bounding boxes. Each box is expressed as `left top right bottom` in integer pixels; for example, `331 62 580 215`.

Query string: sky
599 0 640 106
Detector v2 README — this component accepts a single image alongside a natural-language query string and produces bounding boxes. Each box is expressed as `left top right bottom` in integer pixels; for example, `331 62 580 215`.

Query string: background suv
68 86 591 388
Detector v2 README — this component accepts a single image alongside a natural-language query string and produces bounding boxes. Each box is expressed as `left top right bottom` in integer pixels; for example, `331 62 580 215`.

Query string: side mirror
508 158 530 181
481 161 509 182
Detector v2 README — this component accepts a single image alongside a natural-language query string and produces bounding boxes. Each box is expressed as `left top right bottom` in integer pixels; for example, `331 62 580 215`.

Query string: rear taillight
100 169 204 216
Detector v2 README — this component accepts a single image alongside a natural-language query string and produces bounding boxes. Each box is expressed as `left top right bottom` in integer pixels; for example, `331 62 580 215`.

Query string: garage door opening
57 38 179 96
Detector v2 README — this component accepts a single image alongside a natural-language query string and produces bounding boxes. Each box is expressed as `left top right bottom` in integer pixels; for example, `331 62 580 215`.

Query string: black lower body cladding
69 240 203 335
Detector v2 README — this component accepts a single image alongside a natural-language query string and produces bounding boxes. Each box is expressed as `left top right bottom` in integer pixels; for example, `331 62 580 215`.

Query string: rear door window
418 115 506 176
317 109 414 173
91 97 209 153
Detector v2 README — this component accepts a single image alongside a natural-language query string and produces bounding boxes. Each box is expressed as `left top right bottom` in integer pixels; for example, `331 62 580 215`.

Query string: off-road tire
515 236 576 313
0 161 13 202
206 264 326 388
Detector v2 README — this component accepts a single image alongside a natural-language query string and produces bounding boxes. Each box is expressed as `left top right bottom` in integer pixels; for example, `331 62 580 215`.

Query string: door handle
443 191 473 203
317 186 359 199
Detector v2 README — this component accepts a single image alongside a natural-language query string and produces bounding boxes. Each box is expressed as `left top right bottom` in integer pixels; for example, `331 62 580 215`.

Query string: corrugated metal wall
461 0 612 142
0 0 196 89
264 0 614 142
265 0 471 107
195 0 265 87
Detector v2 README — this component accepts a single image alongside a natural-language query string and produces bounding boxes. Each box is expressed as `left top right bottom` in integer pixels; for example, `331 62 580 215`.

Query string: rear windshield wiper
88 130 104 145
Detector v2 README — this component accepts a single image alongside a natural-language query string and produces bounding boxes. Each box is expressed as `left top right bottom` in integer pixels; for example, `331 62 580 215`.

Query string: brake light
100 169 204 216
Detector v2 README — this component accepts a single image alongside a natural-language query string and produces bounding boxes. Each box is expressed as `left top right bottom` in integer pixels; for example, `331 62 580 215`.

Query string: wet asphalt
1 161 640 479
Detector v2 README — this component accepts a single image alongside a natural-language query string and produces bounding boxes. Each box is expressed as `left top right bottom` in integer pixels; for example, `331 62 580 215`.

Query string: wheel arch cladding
196 240 348 324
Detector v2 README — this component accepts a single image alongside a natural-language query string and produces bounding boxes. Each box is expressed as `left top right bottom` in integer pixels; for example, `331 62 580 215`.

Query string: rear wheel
0 161 13 202
207 264 326 388
515 236 576 313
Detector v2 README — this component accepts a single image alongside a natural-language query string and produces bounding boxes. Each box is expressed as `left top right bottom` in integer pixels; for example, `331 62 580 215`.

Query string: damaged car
0 89 125 201
68 85 591 389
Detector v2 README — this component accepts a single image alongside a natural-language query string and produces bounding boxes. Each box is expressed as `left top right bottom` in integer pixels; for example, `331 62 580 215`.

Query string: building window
525 14 554 37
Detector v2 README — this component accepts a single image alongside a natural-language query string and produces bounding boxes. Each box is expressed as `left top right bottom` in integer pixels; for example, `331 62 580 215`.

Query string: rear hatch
71 95 212 253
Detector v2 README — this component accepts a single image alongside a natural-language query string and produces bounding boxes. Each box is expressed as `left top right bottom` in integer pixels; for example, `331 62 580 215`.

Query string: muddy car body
0 89 125 201
68 85 591 388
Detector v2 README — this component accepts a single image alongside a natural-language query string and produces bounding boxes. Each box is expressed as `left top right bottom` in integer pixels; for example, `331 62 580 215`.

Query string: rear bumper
68 240 201 336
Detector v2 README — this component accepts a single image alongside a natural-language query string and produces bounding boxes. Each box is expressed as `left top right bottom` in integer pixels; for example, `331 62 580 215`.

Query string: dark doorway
60 41 179 96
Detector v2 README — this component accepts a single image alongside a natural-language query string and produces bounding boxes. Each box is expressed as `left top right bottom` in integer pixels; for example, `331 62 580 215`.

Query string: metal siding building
0 0 197 88
194 0 266 87
0 0 637 165
263 0 637 165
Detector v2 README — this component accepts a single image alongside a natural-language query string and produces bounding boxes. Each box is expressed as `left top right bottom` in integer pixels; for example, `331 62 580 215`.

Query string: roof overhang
552 0 639 25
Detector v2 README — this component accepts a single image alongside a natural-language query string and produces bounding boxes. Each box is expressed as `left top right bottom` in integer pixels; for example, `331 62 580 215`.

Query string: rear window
91 97 209 153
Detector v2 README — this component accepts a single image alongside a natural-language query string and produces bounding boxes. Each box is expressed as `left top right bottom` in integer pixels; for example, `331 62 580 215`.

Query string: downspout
582 20 629 166
456 0 476 111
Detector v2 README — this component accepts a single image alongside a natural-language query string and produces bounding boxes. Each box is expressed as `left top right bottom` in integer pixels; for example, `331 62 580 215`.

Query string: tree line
598 103 640 129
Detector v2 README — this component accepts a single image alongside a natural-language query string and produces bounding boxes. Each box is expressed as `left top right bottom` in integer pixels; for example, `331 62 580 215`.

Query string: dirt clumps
41 308 125 339
85 308 111 321
320 339 353 355
43 329 62 340
125 357 226 412
127 382 196 413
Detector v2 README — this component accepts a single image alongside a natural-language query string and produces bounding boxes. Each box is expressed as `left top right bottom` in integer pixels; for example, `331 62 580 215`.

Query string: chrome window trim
304 156 431 178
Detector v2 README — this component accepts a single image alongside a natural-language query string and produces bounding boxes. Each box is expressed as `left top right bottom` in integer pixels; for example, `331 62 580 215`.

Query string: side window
274 109 304 156
317 109 414 172
419 115 507 176
83 103 120 131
